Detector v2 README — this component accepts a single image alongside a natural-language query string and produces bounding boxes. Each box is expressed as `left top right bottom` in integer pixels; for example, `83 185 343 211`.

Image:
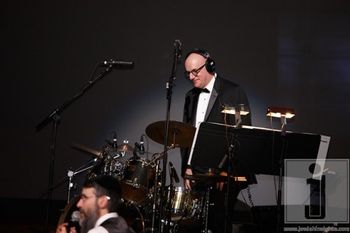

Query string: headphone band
185 48 216 73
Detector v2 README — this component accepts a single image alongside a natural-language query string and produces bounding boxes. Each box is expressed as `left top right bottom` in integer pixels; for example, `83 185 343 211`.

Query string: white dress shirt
195 74 216 128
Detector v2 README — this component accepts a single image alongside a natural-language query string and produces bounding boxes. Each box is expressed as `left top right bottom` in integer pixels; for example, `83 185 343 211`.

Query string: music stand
188 122 324 233
188 122 322 176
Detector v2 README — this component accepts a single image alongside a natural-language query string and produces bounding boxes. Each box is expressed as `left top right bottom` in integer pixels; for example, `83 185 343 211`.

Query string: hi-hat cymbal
184 173 247 184
145 120 195 148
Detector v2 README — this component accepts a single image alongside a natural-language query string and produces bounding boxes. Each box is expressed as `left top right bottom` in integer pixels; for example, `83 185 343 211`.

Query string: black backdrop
2 0 350 201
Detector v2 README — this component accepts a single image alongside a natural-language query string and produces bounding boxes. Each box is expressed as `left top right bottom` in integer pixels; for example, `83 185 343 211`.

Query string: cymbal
145 120 195 148
71 143 134 158
71 143 103 159
184 174 247 184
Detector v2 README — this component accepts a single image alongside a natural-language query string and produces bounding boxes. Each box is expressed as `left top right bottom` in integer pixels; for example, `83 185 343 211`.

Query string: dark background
2 0 349 204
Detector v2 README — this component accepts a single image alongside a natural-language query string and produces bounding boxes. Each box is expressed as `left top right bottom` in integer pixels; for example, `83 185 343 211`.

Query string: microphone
100 59 134 68
112 131 117 149
169 162 180 183
67 210 80 232
139 135 145 155
174 39 182 61
218 154 228 169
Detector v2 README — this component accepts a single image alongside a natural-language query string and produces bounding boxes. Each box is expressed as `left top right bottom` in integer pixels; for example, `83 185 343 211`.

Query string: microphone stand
35 64 115 232
158 40 181 233
224 120 242 233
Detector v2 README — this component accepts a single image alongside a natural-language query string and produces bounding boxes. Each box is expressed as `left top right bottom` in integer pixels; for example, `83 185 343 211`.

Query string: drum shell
121 158 155 204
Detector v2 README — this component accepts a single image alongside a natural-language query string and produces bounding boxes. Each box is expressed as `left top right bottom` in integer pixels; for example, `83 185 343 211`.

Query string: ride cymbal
145 120 195 148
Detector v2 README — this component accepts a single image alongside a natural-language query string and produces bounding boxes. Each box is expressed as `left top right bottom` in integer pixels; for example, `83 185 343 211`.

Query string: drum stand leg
201 187 211 233
149 161 161 233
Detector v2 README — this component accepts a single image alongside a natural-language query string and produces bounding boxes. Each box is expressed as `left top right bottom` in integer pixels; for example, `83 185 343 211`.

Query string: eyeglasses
184 63 206 78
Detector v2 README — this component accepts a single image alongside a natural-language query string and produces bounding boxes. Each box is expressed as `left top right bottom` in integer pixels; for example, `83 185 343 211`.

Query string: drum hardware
148 157 162 233
200 187 212 233
66 159 98 203
183 172 247 233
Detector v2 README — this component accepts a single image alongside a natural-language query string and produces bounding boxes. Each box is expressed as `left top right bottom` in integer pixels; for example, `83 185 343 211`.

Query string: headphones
185 48 216 73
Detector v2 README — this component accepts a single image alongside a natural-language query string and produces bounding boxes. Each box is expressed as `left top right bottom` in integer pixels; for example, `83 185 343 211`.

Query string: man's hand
56 223 77 233
216 171 227 191
184 168 193 189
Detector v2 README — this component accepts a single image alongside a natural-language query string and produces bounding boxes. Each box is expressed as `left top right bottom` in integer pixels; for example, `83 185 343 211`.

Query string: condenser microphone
100 59 134 68
174 39 182 61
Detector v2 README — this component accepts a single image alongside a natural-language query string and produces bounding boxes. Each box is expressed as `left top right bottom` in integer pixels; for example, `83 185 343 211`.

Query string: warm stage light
221 104 250 127
221 104 250 115
266 106 295 119
266 106 295 133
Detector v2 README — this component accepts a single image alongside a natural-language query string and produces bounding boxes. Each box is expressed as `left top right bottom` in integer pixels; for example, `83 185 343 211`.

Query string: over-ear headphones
185 48 216 73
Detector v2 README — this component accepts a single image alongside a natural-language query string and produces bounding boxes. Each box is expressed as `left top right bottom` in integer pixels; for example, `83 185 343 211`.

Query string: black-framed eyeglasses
184 63 206 78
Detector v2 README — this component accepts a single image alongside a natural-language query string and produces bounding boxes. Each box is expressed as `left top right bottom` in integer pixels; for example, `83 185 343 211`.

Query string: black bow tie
195 88 210 94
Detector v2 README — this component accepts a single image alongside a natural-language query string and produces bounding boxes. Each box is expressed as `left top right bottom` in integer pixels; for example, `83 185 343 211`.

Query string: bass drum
57 197 145 233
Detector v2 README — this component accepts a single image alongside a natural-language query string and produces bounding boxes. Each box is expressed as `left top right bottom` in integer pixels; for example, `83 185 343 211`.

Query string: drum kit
58 120 213 233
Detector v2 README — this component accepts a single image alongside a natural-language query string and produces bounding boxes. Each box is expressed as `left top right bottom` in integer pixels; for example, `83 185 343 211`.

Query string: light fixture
221 104 250 127
266 107 295 119
221 104 250 116
266 106 295 133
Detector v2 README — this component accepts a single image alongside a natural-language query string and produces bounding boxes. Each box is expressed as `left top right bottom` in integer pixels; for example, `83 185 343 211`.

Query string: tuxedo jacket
181 76 251 175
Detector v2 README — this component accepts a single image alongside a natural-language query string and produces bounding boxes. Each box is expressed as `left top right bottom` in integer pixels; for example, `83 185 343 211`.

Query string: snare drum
166 186 203 222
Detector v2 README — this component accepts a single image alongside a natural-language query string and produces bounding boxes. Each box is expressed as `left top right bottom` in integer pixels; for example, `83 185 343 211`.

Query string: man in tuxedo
181 49 252 232
181 48 251 183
